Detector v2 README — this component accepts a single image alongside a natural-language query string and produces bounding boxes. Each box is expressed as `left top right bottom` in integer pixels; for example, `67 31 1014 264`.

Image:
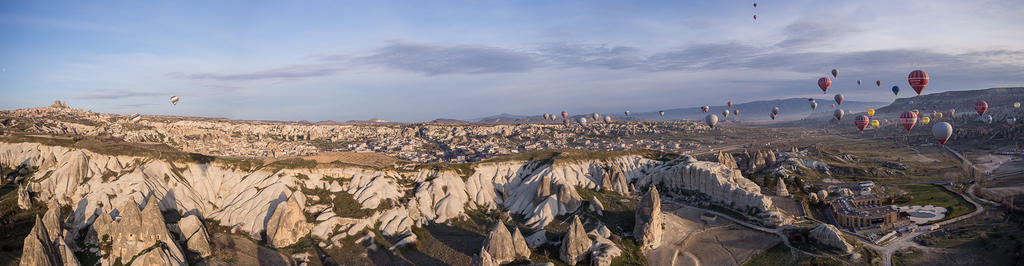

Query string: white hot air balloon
982 114 993 124
625 110 631 116
705 114 719 128
771 106 780 115
604 116 612 125
932 122 952 144
592 113 600 121
579 117 588 126
834 109 845 121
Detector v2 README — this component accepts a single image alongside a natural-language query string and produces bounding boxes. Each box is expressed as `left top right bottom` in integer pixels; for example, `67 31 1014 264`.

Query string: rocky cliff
4 141 789 264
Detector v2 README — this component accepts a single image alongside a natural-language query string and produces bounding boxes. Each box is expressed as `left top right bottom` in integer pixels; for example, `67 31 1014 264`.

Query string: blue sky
1 0 1023 122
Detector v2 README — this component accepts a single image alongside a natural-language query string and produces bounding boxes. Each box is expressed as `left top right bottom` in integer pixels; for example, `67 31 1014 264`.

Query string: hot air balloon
899 111 917 131
701 106 710 113
867 109 875 117
592 113 600 121
974 100 988 116
604 116 612 125
854 115 869 131
876 80 882 87
728 101 733 108
831 69 839 78
659 111 665 117
722 110 730 117
753 2 757 7
579 117 588 126
624 111 630 116
770 113 777 120
772 106 780 115
831 104 835 108
834 109 845 121
129 113 142 123
921 116 931 125
857 80 862 85
810 102 818 110
563 119 570 126
1014 102 1021 108
931 110 938 118
818 77 831 94
753 14 757 20
932 122 952 144
834 94 844 106
908 70 929 95
892 86 900 96
561 111 568 119
912 109 919 116
1007 116 1016 125
733 109 740 116
935 112 943 119
170 96 180 105
705 114 719 127
870 119 880 128
982 114 993 124
949 108 956 117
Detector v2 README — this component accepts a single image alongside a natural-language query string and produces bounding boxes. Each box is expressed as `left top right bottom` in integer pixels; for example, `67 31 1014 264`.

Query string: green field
897 184 975 223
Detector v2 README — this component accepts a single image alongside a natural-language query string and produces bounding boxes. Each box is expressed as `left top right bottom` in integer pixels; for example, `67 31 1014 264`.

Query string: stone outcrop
638 156 783 225
777 177 789 196
511 227 531 260
99 197 186 265
483 221 516 263
178 214 213 258
600 164 630 194
470 246 498 266
634 187 663 250
588 196 604 215
21 204 79 266
716 151 739 169
17 184 31 209
266 192 312 248
560 216 592 264
809 224 854 253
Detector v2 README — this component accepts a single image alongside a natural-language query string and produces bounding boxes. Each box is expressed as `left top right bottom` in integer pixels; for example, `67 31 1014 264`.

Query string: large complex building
831 194 900 232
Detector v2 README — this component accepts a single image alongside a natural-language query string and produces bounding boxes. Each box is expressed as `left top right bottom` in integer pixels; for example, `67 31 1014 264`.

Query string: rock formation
17 184 31 209
634 187 663 250
483 221 515 263
266 192 312 248
21 204 79 266
588 196 604 216
101 197 186 265
809 224 854 253
178 214 213 258
560 216 592 264
777 177 789 196
470 246 498 266
511 227 531 260
600 163 630 194
716 151 739 169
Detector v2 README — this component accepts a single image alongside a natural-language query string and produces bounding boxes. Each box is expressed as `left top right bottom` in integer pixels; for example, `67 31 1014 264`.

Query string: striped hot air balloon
129 113 142 123
899 111 917 132
908 70 929 95
854 115 869 131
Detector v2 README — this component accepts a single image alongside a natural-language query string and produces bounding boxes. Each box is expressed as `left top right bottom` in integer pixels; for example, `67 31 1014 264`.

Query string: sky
1 0 1023 122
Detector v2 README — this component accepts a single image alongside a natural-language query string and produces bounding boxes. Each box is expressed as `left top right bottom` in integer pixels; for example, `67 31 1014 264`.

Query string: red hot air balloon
854 115 869 131
561 111 568 119
974 100 988 116
899 111 918 132
908 70 929 95
818 77 831 94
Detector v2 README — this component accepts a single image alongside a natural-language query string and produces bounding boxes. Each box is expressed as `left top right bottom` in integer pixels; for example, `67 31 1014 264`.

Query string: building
830 194 900 232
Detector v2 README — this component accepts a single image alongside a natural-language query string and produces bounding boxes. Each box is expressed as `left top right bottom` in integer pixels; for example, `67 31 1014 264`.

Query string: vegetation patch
896 184 975 223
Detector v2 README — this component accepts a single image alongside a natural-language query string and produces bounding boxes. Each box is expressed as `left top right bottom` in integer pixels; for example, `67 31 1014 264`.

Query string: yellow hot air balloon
921 116 931 125
870 120 880 128
867 109 875 117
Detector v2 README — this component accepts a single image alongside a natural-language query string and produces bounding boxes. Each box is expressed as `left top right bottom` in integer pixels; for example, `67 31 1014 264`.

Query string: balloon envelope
170 96 179 105
818 77 831 93
899 111 917 131
921 116 931 125
625 111 630 116
722 110 730 117
908 70 929 95
857 80 862 85
659 111 665 117
834 109 845 121
1007 116 1016 125
982 114 993 124
855 115 869 131
870 119 880 128
701 106 710 113
705 114 719 127
892 86 900 96
728 101 733 108
876 80 882 87
867 109 875 117
772 106 780 115
561 111 568 119
1015 102 1021 108
932 122 952 144
831 69 838 78
810 102 818 110
975 100 988 116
